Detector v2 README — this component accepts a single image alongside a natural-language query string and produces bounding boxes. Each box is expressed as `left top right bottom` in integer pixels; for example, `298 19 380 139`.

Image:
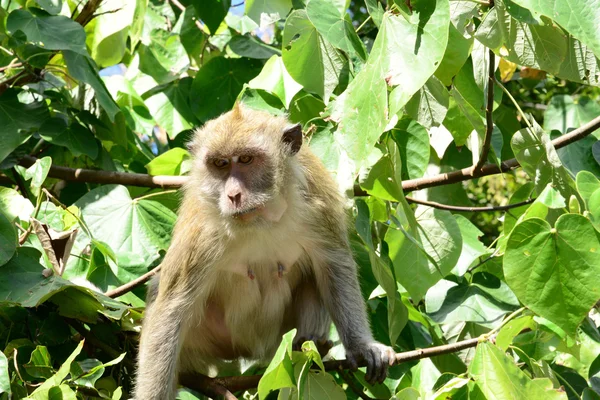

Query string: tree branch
472 49 496 175
17 115 600 194
18 156 186 189
180 336 485 396
405 196 534 212
104 266 161 298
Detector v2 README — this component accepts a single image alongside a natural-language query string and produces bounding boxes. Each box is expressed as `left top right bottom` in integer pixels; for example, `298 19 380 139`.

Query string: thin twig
168 0 204 31
0 60 23 72
472 49 496 175
179 373 238 400
105 266 161 298
18 115 600 193
466 252 497 274
405 196 534 212
339 371 375 400
182 335 488 394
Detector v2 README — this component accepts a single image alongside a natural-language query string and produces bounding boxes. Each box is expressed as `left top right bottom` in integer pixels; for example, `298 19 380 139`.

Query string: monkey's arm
315 246 396 385
133 235 212 400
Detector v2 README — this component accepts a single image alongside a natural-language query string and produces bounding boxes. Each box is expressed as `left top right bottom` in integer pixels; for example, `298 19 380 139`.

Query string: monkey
133 104 396 399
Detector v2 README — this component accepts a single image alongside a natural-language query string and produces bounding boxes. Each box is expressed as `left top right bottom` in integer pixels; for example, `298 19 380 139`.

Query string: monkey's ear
282 123 302 155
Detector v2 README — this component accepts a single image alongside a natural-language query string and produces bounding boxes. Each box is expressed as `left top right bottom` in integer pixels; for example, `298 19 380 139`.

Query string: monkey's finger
365 350 377 384
377 350 390 383
346 353 359 371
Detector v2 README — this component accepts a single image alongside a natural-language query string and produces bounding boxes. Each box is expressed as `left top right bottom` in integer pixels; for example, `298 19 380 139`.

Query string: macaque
134 104 396 399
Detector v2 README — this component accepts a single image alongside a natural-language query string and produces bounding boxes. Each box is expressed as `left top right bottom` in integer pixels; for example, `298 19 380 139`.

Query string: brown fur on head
186 104 303 223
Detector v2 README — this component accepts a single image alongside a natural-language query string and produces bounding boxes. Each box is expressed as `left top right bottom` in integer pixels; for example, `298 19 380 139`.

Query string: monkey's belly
183 266 302 363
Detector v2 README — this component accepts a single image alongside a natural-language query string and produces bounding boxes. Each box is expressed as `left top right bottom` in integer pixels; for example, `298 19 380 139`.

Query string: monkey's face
189 106 303 224
204 150 278 222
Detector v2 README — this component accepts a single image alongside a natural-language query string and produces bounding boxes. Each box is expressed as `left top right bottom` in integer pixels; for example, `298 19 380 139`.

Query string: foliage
1 0 600 399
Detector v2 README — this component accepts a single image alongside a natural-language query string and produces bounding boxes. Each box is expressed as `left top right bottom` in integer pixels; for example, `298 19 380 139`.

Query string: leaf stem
356 16 372 33
487 307 526 337
134 189 179 202
494 78 534 131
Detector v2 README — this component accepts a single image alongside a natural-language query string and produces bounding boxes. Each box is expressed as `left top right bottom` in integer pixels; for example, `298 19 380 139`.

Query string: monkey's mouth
232 206 263 219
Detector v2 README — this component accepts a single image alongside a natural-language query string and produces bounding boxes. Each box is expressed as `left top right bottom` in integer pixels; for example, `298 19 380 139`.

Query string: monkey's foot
345 342 396 385
293 336 334 357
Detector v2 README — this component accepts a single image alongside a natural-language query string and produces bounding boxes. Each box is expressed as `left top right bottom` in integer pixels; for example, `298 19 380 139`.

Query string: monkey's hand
345 342 396 385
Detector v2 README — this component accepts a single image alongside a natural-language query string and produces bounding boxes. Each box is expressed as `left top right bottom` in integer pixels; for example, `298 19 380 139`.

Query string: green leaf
536 184 566 209
24 346 53 379
190 56 262 122
299 370 346 400
145 148 190 176
86 0 140 67
0 248 127 320
390 117 430 181
426 273 519 327
470 342 567 400
245 0 292 25
0 187 34 222
282 10 345 102
452 215 488 276
0 347 9 395
504 214 600 335
229 35 281 59
405 76 450 129
24 156 51 197
576 170 600 207
306 0 367 59
258 329 296 399
435 23 473 86
386 205 463 302
76 185 176 267
34 0 63 14
39 119 99 159
511 0 600 60
7 9 87 53
63 51 120 122
544 95 600 135
355 200 407 345
359 145 403 202
0 212 17 267
0 89 49 163
477 5 567 75
138 29 189 84
495 315 535 351
143 78 196 139
191 0 230 34
511 120 577 199
248 56 302 108
29 341 84 397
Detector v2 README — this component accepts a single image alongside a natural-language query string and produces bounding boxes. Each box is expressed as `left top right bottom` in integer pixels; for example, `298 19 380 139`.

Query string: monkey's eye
239 155 253 164
213 158 229 168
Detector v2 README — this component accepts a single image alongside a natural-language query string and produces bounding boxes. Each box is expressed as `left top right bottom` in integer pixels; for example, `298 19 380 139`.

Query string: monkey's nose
228 192 242 205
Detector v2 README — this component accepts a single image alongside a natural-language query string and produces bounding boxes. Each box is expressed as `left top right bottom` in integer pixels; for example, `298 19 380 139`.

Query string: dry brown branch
180 336 484 396
19 114 600 194
105 266 161 298
405 196 534 212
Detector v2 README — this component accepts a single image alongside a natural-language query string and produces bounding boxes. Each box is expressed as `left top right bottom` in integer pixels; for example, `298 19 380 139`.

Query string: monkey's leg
315 249 396 385
290 279 332 356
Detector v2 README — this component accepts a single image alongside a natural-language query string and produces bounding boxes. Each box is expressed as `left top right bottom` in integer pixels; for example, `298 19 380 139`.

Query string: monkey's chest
200 234 307 358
